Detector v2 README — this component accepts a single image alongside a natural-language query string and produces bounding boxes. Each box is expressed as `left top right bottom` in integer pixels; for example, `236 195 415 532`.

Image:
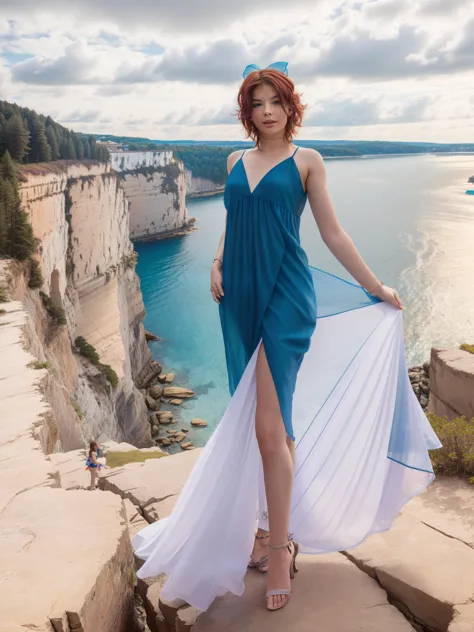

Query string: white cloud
0 0 472 142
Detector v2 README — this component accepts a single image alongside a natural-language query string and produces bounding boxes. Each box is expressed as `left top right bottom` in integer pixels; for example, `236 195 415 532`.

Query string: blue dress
219 147 316 440
133 147 442 612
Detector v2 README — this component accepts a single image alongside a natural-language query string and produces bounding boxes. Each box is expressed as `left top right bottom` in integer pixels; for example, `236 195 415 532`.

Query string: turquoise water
136 154 474 445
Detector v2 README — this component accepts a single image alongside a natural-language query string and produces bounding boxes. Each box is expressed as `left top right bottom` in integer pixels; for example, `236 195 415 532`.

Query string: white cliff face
111 151 190 241
185 169 224 196
18 162 152 449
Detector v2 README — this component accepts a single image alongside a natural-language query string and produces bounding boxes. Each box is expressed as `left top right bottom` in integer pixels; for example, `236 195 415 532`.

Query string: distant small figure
85 440 102 490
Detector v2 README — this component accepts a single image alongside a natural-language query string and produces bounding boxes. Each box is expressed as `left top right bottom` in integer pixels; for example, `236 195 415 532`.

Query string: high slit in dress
132 146 441 612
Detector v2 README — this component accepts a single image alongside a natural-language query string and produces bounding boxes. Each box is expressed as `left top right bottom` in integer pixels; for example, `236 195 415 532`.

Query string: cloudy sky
1 0 473 142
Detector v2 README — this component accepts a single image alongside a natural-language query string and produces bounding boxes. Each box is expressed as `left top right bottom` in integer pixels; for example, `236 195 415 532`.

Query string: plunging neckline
240 149 300 195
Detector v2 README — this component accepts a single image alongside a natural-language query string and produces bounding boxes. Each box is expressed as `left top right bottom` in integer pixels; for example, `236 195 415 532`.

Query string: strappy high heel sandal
266 538 299 611
248 532 269 573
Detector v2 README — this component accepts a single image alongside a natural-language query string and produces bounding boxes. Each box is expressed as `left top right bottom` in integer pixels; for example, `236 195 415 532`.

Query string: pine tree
0 180 8 252
89 135 97 159
4 114 30 162
33 118 52 163
46 125 60 160
59 138 69 159
73 133 84 160
0 149 35 259
7 208 36 260
67 136 76 159
82 138 91 159
0 149 17 182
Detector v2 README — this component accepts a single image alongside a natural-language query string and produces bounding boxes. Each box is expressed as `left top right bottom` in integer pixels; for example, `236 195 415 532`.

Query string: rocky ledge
102 439 474 632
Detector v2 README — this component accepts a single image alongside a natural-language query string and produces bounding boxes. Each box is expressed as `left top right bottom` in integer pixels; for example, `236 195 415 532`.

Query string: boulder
174 432 186 443
169 398 183 405
145 395 158 411
144 330 159 342
428 346 474 420
191 418 208 428
156 411 174 424
148 385 164 399
181 442 195 450
137 361 163 389
163 387 195 399
157 373 176 384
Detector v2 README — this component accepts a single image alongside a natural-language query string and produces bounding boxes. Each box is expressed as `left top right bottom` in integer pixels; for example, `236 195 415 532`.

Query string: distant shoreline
186 151 474 200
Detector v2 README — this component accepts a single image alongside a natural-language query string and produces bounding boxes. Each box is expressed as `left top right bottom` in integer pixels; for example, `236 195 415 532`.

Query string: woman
85 440 101 490
133 63 440 613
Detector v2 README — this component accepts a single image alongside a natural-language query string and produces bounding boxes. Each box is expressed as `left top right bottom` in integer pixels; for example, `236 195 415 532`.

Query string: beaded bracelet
213 258 223 265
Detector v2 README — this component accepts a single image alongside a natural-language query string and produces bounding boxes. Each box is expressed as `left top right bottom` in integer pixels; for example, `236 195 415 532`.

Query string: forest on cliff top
0 101 109 164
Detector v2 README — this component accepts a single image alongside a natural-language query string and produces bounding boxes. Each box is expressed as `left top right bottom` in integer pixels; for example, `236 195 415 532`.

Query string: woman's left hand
373 284 403 310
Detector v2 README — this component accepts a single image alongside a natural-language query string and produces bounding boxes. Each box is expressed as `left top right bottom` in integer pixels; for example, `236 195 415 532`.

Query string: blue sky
0 0 473 142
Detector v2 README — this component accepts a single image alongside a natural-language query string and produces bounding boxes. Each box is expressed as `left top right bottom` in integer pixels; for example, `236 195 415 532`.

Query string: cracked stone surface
192 553 415 631
402 476 474 549
0 301 58 513
99 449 201 515
345 483 474 632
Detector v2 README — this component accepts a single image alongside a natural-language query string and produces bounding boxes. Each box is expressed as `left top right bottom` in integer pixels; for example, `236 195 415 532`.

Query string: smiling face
250 82 292 140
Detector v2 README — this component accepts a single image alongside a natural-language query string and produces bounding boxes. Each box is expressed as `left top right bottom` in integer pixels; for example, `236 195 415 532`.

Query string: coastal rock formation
0 288 136 632
185 169 224 197
428 346 474 420
408 361 430 410
16 161 152 449
111 151 193 241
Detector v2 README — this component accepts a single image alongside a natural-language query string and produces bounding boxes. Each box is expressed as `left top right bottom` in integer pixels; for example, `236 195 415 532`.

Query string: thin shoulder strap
292 146 300 157
240 149 247 160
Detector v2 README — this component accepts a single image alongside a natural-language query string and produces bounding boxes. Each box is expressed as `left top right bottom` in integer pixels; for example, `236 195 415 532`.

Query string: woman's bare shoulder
298 147 324 166
227 150 245 174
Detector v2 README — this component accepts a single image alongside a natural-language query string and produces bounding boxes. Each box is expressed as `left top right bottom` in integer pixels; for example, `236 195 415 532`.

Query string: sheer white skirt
133 301 441 611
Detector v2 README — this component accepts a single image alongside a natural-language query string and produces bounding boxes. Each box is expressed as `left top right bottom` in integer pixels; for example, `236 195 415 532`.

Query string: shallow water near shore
136 153 474 445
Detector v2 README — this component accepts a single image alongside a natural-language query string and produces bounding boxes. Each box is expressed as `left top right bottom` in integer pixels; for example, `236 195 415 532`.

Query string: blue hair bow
242 61 289 79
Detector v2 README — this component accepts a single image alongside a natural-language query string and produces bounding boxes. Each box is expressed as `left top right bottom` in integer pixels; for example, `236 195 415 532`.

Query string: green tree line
0 150 36 260
0 100 110 164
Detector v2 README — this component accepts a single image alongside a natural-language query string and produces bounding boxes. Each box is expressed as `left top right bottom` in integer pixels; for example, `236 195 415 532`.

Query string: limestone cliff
0 276 136 631
185 168 224 197
111 151 193 240
14 161 152 450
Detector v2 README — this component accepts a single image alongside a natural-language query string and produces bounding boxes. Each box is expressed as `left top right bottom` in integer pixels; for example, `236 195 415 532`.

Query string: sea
135 153 474 445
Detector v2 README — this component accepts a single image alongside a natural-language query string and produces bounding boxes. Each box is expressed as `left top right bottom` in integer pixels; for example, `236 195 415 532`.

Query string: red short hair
237 69 306 145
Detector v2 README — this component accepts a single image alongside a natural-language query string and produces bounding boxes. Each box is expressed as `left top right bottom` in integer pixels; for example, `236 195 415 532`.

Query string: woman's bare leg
90 470 97 491
255 343 295 609
251 434 296 565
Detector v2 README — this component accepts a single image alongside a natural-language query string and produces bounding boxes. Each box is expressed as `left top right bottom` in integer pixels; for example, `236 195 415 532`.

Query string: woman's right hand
210 262 224 304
